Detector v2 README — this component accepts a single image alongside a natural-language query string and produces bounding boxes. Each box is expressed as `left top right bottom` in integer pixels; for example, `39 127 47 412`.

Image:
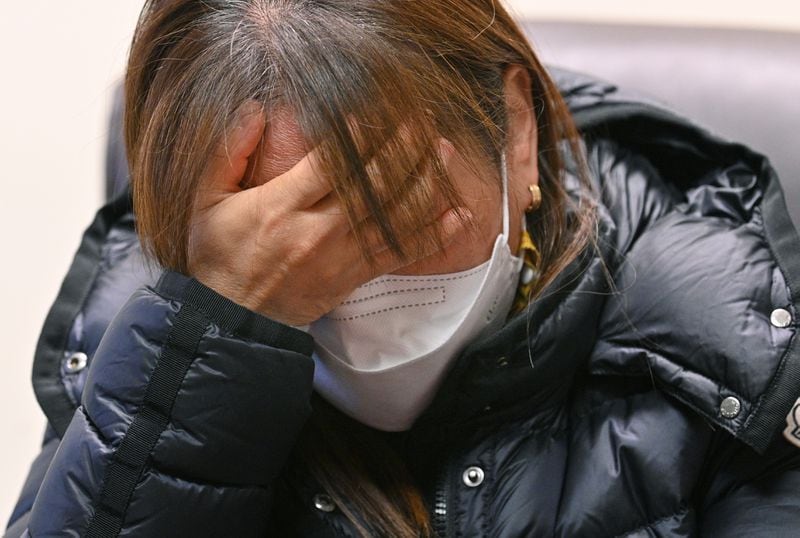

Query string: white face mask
308 153 524 431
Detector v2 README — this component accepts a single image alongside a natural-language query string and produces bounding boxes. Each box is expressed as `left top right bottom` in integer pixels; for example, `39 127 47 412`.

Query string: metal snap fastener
770 308 792 328
720 396 741 419
496 356 509 367
313 493 336 513
462 466 485 487
65 352 88 373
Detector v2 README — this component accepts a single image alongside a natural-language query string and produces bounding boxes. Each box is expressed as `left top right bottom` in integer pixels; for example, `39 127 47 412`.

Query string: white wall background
1 0 798 528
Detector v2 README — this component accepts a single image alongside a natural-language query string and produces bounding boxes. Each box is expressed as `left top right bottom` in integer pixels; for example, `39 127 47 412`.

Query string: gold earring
526 184 542 213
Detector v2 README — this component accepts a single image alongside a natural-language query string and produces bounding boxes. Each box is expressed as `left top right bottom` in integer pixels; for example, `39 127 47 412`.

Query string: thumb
201 100 266 200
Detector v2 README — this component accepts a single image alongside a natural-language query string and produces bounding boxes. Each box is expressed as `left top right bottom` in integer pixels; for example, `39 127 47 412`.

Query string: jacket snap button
462 466 485 487
313 493 336 513
65 352 88 373
496 356 509 367
720 396 741 419
770 308 792 328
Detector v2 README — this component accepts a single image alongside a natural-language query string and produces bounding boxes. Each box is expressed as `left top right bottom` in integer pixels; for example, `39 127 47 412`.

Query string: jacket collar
409 224 612 450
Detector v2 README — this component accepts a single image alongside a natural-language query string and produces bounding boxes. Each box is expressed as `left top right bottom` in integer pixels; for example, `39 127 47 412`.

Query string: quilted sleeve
4 427 60 536
17 270 315 538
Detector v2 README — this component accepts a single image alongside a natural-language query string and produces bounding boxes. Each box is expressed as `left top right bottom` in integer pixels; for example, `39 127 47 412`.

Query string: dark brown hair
125 1 596 535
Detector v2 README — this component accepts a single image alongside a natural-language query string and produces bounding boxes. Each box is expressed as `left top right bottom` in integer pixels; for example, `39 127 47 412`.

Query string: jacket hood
559 67 799 455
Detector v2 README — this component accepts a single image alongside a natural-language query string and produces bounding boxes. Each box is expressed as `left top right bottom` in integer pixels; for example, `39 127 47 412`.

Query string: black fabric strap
155 270 314 356
742 165 800 452
84 304 208 537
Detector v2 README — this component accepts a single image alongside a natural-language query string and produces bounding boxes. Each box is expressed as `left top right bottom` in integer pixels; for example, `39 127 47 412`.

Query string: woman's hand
186 103 469 326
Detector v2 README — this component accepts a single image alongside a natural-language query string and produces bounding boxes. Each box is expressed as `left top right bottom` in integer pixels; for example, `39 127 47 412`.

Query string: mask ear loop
500 151 511 239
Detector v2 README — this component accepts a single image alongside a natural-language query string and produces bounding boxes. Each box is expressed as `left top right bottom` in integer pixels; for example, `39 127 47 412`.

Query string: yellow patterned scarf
510 228 541 317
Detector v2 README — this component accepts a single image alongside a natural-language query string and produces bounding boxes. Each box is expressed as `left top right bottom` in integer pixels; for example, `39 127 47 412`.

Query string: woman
7 1 800 536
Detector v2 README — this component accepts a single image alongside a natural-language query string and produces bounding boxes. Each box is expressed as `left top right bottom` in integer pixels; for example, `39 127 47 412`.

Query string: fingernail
456 207 472 220
238 100 262 120
438 138 456 162
448 207 472 229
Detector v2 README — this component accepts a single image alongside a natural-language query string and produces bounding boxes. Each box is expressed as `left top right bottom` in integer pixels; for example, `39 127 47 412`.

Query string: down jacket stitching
495 388 681 451
591 328 754 420
147 463 271 492
589 360 749 411
612 503 691 538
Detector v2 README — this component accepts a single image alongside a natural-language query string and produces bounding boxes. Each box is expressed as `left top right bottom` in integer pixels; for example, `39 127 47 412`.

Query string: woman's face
250 66 537 276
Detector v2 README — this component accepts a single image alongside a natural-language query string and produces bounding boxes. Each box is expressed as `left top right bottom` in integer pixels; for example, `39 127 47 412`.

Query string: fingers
348 126 441 218
309 136 454 234
261 146 333 209
206 101 266 194
274 123 435 215
192 101 266 216
359 206 472 280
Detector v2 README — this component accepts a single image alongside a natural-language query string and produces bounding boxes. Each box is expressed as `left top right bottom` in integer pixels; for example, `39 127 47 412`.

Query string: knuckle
289 235 320 266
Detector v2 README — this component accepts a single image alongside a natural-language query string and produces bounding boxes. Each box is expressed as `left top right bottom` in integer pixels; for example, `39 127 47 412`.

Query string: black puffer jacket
6 69 800 538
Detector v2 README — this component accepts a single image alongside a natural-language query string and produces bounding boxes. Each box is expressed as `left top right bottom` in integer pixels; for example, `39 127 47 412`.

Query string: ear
503 65 538 189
